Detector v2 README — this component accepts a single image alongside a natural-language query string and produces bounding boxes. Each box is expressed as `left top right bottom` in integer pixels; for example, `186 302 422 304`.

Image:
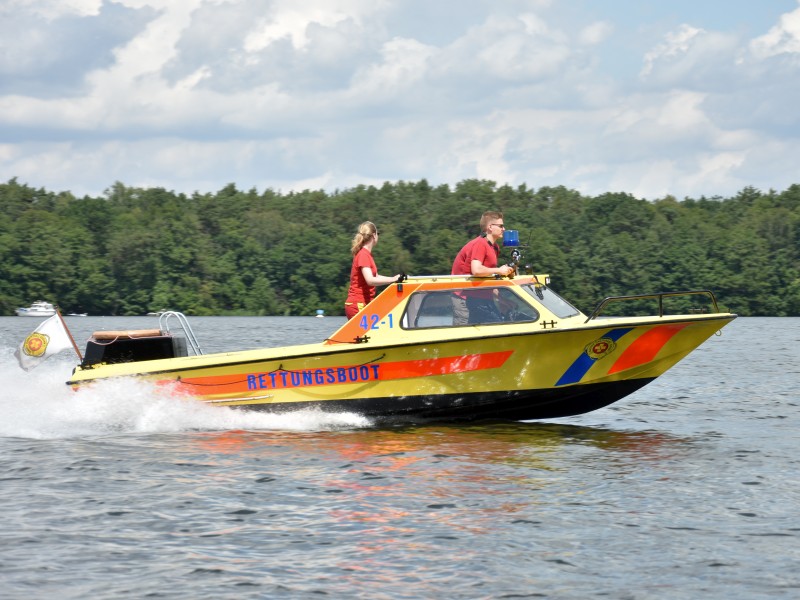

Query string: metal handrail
158 311 203 355
404 274 489 280
584 290 721 323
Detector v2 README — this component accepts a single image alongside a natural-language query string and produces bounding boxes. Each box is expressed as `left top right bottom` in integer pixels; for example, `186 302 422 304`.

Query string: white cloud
641 24 706 77
243 0 385 52
1 0 800 201
578 21 614 46
750 3 800 58
433 13 571 84
349 37 435 98
639 23 744 93
445 118 515 184
3 0 102 19
90 3 196 84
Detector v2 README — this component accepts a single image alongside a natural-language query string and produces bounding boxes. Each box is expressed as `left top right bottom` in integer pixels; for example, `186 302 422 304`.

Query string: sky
2 0 800 200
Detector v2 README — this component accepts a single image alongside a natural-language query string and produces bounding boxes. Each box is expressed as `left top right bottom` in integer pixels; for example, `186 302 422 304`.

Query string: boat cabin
400 278 578 329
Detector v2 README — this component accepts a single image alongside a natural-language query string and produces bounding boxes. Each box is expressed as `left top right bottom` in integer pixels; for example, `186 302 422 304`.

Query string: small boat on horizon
16 301 57 317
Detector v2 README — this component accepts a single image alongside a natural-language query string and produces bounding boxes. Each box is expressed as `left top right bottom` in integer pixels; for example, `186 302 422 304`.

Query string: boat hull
68 314 734 422
16 301 57 317
16 309 57 317
226 377 656 421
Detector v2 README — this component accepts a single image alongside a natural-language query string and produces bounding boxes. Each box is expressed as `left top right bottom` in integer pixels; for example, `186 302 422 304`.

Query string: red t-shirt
451 236 500 275
346 247 378 304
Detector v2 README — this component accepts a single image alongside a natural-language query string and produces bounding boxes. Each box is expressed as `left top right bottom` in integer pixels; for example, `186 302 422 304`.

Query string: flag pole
56 308 83 362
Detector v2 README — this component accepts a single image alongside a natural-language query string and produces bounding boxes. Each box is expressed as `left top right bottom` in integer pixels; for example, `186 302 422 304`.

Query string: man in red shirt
451 211 514 325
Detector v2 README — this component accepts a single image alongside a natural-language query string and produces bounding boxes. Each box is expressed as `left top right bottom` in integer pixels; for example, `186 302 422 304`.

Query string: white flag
15 315 75 371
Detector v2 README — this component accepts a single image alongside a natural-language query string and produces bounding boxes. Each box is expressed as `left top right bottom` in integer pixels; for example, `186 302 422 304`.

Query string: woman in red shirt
344 222 401 320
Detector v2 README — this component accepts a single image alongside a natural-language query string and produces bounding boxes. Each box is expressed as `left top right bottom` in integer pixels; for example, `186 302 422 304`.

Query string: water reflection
183 422 696 578
191 421 691 466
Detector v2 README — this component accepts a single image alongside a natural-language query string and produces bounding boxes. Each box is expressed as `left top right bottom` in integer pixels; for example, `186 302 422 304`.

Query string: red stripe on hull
169 350 514 396
607 323 689 374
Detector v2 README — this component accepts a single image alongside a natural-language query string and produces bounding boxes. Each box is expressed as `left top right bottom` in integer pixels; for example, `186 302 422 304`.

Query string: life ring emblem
585 337 616 360
22 332 50 357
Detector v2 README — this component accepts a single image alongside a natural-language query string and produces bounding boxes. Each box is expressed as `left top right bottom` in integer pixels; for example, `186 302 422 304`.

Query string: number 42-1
360 313 394 330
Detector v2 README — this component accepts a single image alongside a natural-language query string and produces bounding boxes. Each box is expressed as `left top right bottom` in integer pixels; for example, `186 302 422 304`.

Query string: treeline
1 178 799 316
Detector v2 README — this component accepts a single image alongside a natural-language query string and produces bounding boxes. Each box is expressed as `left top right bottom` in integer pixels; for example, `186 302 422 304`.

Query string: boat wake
0 353 373 440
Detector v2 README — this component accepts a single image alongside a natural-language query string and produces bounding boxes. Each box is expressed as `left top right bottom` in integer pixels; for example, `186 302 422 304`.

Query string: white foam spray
0 350 373 439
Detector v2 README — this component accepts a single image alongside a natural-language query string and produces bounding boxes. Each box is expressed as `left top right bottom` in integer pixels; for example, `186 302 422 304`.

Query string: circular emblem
23 332 50 357
585 337 616 360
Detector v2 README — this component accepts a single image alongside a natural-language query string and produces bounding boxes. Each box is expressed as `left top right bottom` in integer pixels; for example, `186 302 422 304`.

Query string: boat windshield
401 287 540 329
520 284 580 318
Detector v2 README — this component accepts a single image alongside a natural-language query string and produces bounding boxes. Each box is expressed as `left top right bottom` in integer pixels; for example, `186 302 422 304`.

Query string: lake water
0 316 798 599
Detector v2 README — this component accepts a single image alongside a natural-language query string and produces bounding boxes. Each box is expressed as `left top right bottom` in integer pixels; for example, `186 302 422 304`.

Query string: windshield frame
520 284 581 319
400 286 541 329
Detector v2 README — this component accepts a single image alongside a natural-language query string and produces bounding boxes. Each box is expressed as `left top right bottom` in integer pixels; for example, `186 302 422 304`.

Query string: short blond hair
480 211 503 234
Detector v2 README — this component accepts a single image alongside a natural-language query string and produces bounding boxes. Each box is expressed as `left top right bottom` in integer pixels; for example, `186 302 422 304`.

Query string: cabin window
401 288 540 329
521 284 580 318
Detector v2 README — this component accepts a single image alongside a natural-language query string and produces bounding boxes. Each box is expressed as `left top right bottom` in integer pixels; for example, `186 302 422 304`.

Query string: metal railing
584 290 722 323
158 311 204 355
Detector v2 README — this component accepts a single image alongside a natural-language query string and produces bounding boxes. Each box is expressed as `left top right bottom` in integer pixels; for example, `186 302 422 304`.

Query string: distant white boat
16 301 57 317
315 309 325 318
66 312 88 317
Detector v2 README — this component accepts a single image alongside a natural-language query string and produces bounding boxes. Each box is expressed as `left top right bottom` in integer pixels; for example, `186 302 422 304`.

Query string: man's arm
470 259 512 277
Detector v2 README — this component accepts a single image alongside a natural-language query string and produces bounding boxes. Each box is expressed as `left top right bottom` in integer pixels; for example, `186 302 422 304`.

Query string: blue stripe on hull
555 328 633 386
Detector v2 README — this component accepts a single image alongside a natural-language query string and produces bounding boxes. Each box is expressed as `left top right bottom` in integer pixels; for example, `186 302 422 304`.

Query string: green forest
1 178 799 317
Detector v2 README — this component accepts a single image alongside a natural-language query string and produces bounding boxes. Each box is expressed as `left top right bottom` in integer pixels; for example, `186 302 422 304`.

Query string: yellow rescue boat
66 273 736 422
